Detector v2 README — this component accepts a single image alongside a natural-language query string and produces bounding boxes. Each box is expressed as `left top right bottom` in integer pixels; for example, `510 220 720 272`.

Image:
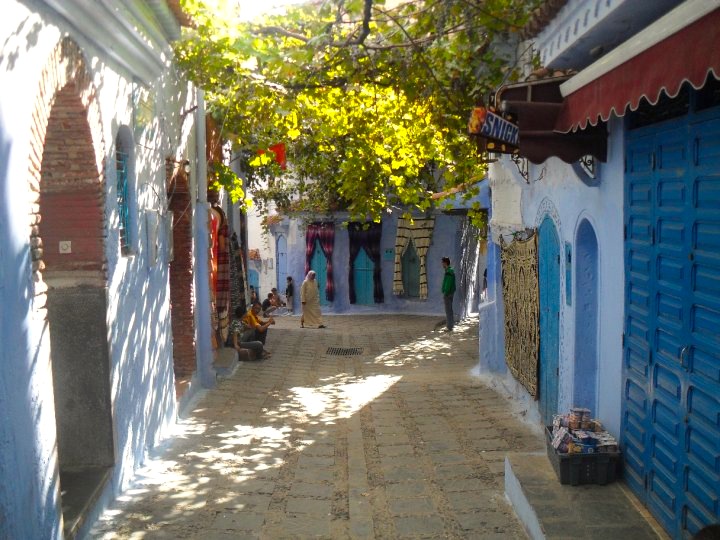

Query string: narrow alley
89 315 544 539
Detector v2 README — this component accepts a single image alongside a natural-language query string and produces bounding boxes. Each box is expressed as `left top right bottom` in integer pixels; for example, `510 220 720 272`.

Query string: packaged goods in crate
546 407 621 485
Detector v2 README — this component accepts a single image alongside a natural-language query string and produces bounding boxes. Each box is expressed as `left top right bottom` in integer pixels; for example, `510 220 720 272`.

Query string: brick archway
28 37 106 291
28 37 113 538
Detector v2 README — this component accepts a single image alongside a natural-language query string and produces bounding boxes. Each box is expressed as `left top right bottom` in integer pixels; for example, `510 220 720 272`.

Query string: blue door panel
401 241 420 297
248 269 260 299
353 248 374 305
538 216 560 426
624 112 720 537
311 239 329 306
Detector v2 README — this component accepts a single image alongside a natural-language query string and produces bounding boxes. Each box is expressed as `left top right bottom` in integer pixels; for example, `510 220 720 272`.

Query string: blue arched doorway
574 219 598 412
538 215 561 425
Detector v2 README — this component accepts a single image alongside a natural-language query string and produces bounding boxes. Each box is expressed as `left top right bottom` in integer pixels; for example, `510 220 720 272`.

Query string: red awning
556 7 720 133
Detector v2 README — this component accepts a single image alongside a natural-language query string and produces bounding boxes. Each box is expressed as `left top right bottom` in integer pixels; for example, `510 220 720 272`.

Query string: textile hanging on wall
229 232 246 312
208 207 221 348
348 222 384 304
392 217 435 299
214 206 231 343
501 233 539 397
305 222 335 302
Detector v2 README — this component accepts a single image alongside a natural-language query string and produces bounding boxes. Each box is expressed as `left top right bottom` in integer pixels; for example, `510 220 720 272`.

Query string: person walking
300 270 325 328
441 256 456 331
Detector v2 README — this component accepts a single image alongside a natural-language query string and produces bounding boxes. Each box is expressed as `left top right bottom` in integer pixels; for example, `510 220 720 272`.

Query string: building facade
0 1 215 537
481 0 720 536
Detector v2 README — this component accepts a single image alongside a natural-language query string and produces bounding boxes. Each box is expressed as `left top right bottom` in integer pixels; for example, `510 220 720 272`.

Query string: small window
116 148 131 253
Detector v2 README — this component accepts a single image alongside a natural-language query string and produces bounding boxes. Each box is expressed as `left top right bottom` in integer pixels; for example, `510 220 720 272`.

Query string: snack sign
468 106 519 154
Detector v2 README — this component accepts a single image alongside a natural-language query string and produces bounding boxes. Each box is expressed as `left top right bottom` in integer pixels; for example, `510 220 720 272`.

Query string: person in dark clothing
261 293 277 316
285 276 295 313
441 256 456 331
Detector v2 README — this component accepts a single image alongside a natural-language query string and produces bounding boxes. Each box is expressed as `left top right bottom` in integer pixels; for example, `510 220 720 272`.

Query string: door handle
679 345 690 371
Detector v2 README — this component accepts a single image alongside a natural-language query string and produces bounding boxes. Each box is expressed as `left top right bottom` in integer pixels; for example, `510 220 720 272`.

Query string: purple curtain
348 222 384 304
305 222 335 302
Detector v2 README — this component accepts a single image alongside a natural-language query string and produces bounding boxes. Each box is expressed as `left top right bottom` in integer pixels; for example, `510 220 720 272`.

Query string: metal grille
326 347 363 356
116 149 130 251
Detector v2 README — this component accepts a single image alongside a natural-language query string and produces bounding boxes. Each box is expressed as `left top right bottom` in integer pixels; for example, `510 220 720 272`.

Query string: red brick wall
27 37 107 301
39 86 104 272
168 167 197 378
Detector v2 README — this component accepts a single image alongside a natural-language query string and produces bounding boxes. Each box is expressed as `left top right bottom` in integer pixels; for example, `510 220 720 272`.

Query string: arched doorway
401 240 420 298
538 215 561 425
574 219 599 412
29 38 114 537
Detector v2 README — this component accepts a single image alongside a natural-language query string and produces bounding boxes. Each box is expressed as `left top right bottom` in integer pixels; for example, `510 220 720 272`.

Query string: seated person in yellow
242 302 275 348
230 306 267 360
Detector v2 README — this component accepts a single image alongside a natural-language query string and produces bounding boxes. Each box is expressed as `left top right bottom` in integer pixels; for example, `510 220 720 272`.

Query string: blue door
310 238 328 306
353 247 374 305
538 216 561 426
276 235 287 293
248 269 260 300
624 110 720 537
401 241 420 297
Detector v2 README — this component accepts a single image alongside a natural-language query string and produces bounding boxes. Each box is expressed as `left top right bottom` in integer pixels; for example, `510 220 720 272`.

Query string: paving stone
209 510 266 531
383 466 428 483
293 467 335 483
377 444 415 457
433 463 476 479
454 510 511 531
288 482 334 499
286 496 332 516
393 514 446 537
385 481 429 498
388 496 436 516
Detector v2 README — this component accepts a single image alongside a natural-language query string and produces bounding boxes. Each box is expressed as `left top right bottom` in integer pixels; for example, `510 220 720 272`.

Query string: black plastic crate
545 427 621 486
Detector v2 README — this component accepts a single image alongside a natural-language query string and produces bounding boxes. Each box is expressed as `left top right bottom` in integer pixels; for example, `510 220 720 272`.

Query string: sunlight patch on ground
286 373 400 422
373 336 453 366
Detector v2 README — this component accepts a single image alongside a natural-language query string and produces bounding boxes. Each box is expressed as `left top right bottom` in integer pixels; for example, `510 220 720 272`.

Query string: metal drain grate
326 347 364 356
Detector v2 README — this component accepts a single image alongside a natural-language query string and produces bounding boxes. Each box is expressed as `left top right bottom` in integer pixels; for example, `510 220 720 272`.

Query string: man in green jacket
441 257 456 331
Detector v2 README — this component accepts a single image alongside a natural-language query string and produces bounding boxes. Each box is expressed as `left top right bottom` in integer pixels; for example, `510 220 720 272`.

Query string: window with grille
116 149 130 252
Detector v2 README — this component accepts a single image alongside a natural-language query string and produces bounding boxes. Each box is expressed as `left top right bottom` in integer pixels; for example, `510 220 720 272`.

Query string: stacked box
545 427 621 485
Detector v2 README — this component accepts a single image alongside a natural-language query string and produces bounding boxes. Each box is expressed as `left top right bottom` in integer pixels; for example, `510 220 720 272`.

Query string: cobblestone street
90 315 544 539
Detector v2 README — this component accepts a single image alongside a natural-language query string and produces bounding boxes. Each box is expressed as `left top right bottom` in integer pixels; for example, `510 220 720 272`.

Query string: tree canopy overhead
175 0 538 224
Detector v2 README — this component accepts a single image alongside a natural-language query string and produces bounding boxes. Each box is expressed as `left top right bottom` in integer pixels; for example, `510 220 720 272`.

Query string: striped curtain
305 222 335 302
348 222 384 304
393 217 435 299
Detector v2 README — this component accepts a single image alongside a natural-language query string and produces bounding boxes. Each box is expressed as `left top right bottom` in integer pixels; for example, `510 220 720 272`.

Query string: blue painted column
478 238 507 374
193 90 216 389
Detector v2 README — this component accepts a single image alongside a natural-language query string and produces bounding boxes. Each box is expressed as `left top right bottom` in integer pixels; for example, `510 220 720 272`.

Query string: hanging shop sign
468 106 519 154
